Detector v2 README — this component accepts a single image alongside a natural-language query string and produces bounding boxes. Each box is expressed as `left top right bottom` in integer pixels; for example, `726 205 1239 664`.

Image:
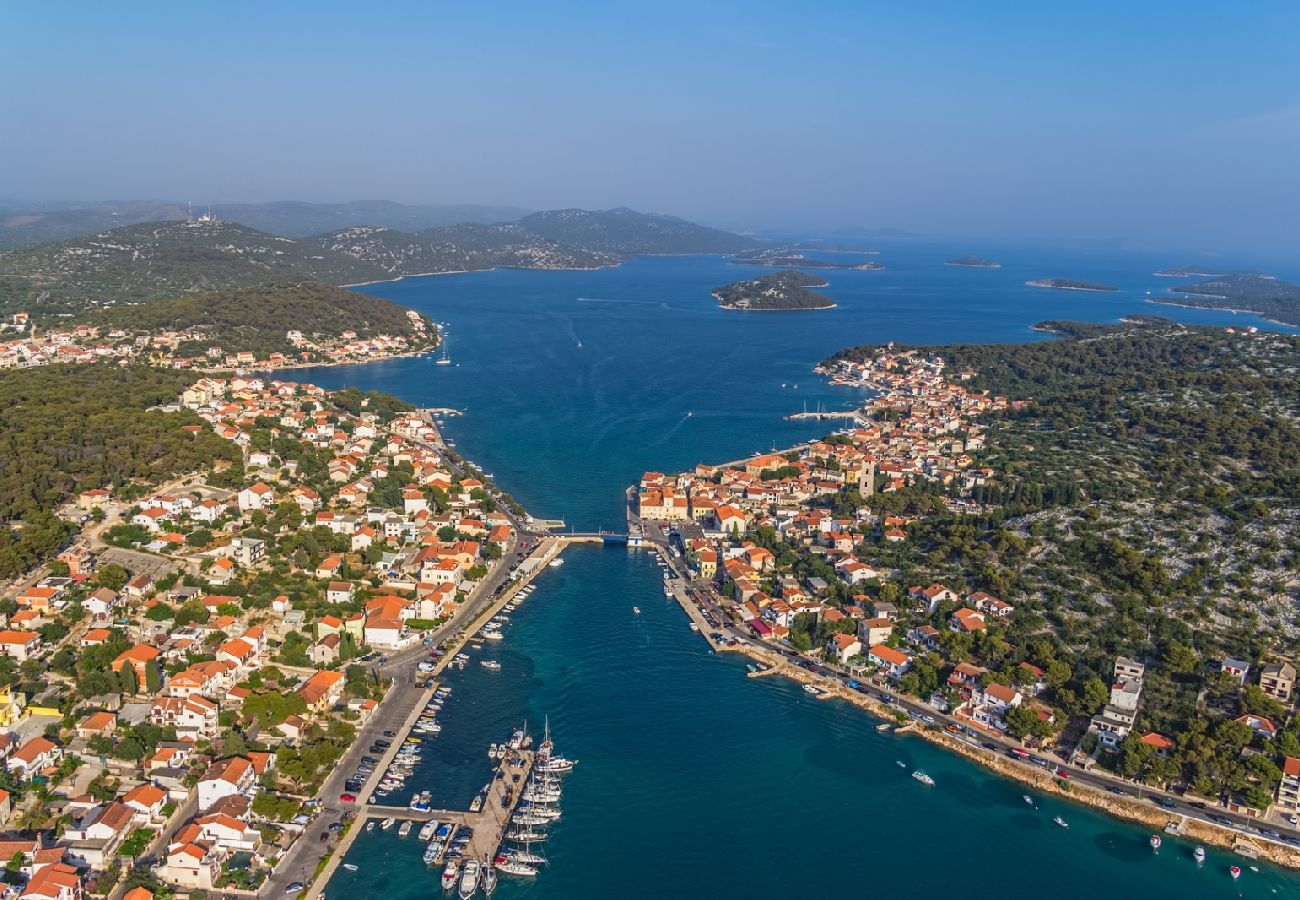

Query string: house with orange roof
80 628 112 647
111 644 161 686
868 644 911 679
827 633 862 664
74 712 117 740
150 695 219 740
157 839 223 890
949 608 987 633
298 669 345 713
196 756 255 811
121 783 167 823
19 861 82 899
63 800 134 868
0 630 41 661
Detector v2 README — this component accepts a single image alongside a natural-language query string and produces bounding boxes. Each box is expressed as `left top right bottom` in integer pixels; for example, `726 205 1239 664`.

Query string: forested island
1156 274 1300 326
1154 265 1230 278
946 256 1001 268
713 271 835 311
1026 278 1118 292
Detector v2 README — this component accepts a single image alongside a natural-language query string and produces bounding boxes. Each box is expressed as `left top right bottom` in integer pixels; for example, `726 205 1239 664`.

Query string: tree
1162 642 1198 674
1081 677 1109 714
120 828 151 860
144 659 162 694
117 664 139 695
96 563 130 591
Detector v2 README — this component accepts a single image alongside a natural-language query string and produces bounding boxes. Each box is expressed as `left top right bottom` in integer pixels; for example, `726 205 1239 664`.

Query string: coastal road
635 512 1300 855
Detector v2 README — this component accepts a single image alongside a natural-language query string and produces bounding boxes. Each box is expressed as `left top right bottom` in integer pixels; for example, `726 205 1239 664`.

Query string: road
637 513 1300 856
260 532 552 898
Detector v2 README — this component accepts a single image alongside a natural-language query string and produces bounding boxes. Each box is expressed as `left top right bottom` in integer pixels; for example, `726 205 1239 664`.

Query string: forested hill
516 207 757 255
0 208 757 317
0 365 237 577
826 319 1300 740
89 282 433 356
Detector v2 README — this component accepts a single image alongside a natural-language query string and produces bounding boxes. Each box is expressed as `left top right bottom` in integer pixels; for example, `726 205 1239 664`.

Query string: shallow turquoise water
310 244 1300 898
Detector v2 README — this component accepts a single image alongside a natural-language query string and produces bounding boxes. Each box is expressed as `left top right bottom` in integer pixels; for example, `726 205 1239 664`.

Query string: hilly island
713 270 836 311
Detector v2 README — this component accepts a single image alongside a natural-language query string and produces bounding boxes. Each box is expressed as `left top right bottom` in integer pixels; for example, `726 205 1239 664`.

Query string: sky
2 0 1299 255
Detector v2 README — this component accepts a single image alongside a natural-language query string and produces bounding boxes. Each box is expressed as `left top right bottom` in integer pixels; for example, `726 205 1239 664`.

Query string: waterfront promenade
289 537 566 899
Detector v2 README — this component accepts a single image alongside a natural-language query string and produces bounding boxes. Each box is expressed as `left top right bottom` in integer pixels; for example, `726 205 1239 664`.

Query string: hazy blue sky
3 1 1299 253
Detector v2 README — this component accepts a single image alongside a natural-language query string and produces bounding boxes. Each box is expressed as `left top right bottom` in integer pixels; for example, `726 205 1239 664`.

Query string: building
0 630 41 661
1278 757 1300 813
1260 662 1296 702
196 756 256 812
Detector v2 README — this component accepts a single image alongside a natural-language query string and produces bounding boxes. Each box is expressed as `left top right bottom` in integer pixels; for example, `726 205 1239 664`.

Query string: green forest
0 364 235 576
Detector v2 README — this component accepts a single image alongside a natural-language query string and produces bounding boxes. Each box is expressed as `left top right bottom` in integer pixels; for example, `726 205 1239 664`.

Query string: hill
713 271 835 311
0 208 753 317
0 200 531 248
87 282 434 357
0 219 386 315
1159 274 1300 326
0 364 237 577
517 207 757 255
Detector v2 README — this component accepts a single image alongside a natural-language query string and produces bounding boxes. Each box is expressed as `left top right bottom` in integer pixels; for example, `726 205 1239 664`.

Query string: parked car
339 793 356 803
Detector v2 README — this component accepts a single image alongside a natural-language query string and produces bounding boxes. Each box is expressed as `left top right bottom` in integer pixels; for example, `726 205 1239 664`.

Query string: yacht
1230 865 1241 880
548 558 564 567
911 770 935 786
488 743 499 759
398 820 412 837
494 857 538 877
424 840 441 864
481 659 502 671
483 630 504 641
419 822 437 841
441 860 459 891
802 684 821 696
458 859 480 899
506 828 547 842
380 817 396 830
1053 817 1069 829
536 756 576 774
436 340 452 366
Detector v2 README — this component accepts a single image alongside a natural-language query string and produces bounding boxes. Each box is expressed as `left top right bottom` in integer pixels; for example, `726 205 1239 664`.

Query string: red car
339 792 357 802
1055 770 1071 780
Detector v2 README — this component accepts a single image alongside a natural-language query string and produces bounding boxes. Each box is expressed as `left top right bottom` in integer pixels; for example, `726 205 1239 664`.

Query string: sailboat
436 337 452 366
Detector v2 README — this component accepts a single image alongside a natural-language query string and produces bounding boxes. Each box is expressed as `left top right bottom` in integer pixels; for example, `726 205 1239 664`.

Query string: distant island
1153 264 1230 278
945 256 1001 269
787 242 880 254
713 271 835 311
1155 273 1300 326
732 247 882 271
1026 278 1118 293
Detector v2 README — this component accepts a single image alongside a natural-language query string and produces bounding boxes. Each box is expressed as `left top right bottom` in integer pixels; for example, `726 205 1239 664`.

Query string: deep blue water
310 243 1300 898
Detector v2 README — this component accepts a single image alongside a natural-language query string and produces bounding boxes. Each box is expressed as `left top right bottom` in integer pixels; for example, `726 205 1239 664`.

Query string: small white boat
688 623 699 632
494 857 538 877
1023 795 1034 806
366 821 375 832
481 659 501 671
912 770 935 786
380 817 396 830
489 743 499 759
483 631 504 641
342 863 358 872
1054 817 1069 829
548 558 564 567
419 822 437 841
398 820 412 837
1150 834 1161 851
1230 865 1241 880
632 606 641 614
441 860 459 891
1194 846 1206 864
896 760 907 768
803 684 821 696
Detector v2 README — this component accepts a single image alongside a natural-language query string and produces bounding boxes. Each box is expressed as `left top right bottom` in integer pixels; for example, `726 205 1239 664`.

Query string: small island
1026 278 1119 293
732 247 882 271
945 256 1001 269
713 271 835 311
1155 274 1300 325
1153 265 1229 278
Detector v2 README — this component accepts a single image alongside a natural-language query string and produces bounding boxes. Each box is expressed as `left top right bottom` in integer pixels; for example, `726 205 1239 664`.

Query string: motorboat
424 840 441 864
489 743 499 759
419 822 437 841
365 821 375 832
912 770 935 786
1230 865 1241 880
399 820 412 837
1150 834 1162 851
802 684 821 696
1054 817 1069 829
632 606 641 614
481 659 502 670
458 858 480 899
484 630 504 641
1023 795 1034 806
342 863 358 872
1194 846 1206 864
441 860 459 891
548 558 564 567
380 817 396 830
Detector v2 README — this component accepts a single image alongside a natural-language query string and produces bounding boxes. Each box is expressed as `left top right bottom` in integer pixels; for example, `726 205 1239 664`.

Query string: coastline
1146 297 1297 329
201 343 438 374
341 260 621 289
662 577 1300 870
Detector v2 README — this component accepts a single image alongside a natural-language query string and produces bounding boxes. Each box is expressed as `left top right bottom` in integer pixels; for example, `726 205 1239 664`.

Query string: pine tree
118 663 139 695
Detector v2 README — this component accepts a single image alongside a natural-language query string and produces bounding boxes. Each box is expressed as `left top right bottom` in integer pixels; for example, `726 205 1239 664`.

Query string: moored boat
342 863 358 872
458 858 481 899
483 865 498 897
380 817 396 830
441 860 459 891
494 856 538 876
1230 865 1241 880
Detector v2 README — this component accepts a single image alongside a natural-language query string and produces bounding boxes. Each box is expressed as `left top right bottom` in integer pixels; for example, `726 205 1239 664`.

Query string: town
637 345 1300 864
0 372 526 898
0 311 433 372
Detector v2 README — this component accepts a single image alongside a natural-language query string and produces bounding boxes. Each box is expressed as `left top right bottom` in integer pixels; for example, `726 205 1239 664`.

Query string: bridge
552 531 631 545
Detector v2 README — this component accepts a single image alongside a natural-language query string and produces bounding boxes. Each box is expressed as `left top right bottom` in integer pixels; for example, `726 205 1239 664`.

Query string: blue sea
303 242 1300 898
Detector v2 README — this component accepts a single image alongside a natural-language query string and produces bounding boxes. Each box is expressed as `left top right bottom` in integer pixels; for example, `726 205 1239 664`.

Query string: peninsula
945 256 1001 268
634 317 1300 869
1153 265 1230 278
1156 273 1300 326
1026 278 1118 292
712 271 836 311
